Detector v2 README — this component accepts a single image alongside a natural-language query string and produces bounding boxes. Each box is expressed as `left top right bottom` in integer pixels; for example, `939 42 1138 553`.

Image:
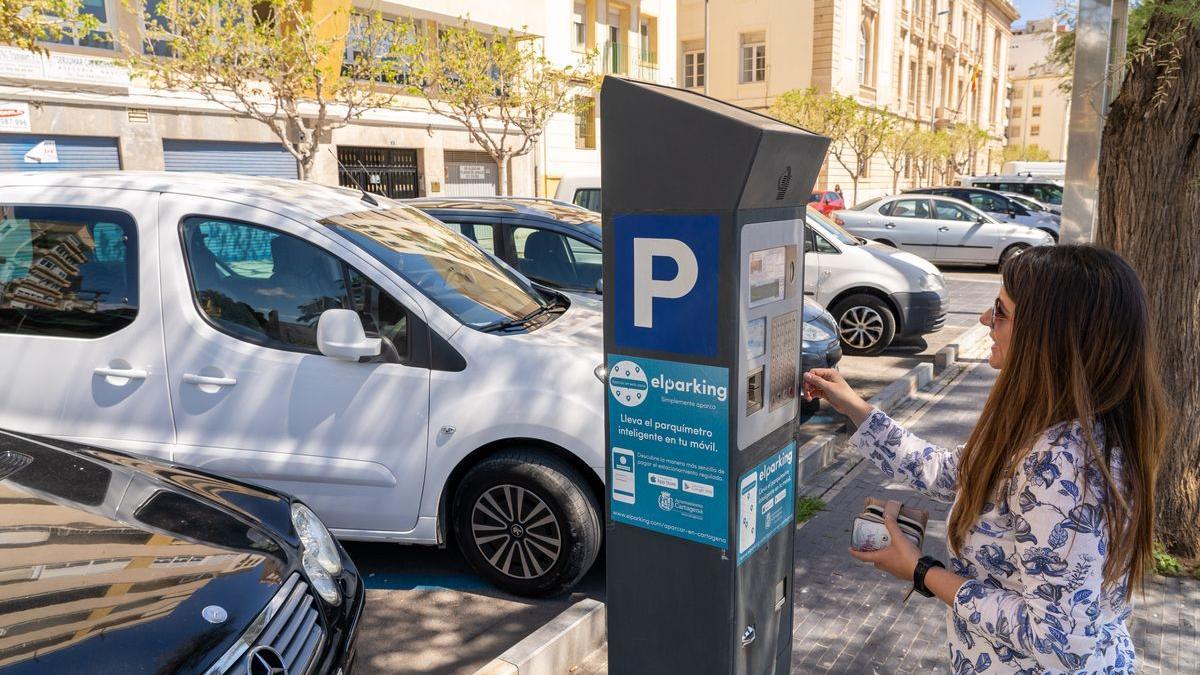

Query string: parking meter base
600 78 830 675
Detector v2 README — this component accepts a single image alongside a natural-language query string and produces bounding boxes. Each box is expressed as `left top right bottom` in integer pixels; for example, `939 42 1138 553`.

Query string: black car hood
0 432 294 674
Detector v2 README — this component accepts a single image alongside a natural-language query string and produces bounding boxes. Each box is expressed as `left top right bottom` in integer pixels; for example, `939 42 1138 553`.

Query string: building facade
678 0 1019 204
0 1 675 198
1006 18 1070 160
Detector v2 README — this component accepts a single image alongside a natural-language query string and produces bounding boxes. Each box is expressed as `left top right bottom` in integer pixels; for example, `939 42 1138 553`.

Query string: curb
793 322 992 492
473 599 606 675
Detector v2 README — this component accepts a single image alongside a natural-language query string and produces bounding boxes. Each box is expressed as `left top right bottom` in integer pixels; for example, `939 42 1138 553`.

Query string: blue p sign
613 214 719 357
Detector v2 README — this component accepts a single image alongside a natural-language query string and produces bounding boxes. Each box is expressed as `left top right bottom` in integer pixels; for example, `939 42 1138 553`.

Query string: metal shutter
163 140 298 179
0 135 120 172
443 150 497 196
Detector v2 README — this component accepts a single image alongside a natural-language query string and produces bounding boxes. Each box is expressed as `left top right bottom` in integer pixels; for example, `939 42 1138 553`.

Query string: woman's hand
802 368 874 426
848 511 920 584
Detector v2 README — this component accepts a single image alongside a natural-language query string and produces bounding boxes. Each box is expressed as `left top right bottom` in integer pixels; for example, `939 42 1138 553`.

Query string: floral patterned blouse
849 408 1135 674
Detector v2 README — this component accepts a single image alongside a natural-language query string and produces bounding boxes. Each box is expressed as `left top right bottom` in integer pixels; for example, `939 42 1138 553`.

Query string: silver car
903 186 1061 241
835 194 1055 267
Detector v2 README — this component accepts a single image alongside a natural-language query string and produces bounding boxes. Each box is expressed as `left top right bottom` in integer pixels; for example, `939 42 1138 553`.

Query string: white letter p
633 238 698 329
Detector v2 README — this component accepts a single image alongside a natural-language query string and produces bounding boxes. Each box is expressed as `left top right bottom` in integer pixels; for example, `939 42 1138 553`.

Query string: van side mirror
317 309 381 361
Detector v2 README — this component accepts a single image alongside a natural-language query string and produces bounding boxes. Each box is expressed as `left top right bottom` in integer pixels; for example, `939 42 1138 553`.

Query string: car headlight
291 503 343 604
919 273 945 292
803 321 835 342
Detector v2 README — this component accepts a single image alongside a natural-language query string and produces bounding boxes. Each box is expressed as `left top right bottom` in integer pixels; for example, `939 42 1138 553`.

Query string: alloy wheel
838 306 885 350
470 484 562 580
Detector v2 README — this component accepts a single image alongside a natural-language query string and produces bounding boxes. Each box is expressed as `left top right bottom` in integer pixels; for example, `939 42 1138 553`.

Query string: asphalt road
348 266 1002 675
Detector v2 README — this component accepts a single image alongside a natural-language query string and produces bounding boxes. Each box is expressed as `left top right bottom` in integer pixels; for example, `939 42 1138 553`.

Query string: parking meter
601 78 829 675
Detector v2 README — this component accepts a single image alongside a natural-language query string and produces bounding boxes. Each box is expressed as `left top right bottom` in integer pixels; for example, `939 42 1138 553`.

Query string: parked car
804 208 947 355
808 190 845 216
409 197 843 407
999 191 1057 218
836 194 1055 267
958 175 1064 214
553 175 600 212
0 427 363 674
903 186 1061 241
0 172 605 597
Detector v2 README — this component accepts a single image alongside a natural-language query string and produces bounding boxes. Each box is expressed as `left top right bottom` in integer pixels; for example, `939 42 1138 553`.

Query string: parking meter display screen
607 355 729 548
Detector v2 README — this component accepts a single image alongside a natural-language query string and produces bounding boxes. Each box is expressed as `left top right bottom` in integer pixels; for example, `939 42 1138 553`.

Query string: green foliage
127 0 415 179
1153 542 1183 576
402 18 597 195
1003 144 1053 162
795 495 826 524
1 0 99 53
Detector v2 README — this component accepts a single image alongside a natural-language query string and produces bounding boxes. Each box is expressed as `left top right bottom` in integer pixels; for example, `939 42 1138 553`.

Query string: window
926 65 935 105
181 217 408 357
343 15 417 83
439 222 497 255
684 50 705 89
857 16 876 86
1013 86 1023 99
511 226 601 291
908 60 917 108
814 232 839 254
572 1 587 51
933 200 976 221
1030 124 1040 136
965 192 1006 212
575 96 596 149
1031 105 1042 117
0 206 137 338
740 32 766 83
143 0 173 56
882 199 931 218
573 188 601 212
50 0 113 48
1011 107 1022 118
1032 85 1043 98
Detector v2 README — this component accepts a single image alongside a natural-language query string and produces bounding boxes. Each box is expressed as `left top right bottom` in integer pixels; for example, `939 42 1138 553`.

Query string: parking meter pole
600 78 830 675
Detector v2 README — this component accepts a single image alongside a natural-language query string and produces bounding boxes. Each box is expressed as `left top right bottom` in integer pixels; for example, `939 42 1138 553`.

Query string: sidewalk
789 356 1199 673
576 341 1198 674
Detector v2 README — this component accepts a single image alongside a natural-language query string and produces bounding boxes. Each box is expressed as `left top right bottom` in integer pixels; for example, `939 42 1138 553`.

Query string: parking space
346 267 999 675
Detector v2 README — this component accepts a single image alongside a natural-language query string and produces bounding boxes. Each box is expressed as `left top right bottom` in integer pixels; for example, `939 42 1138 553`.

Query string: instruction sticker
607 355 729 548
737 442 795 565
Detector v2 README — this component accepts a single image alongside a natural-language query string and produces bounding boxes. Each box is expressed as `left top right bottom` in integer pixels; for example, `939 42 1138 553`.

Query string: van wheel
831 294 896 356
453 450 600 597
999 244 1029 270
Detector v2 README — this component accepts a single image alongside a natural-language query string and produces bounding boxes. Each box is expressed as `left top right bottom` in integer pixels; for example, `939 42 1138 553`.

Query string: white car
553 174 600 212
835 194 1055 268
804 209 947 355
0 172 605 596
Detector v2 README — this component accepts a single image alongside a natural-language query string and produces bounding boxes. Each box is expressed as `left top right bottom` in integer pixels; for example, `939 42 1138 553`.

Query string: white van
553 175 600 211
0 172 605 596
804 208 948 355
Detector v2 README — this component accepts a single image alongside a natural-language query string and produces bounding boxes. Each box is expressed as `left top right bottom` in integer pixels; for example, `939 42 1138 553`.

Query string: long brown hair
949 245 1170 596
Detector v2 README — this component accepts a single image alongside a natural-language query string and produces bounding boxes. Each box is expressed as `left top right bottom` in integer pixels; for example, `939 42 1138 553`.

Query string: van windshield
322 207 548 329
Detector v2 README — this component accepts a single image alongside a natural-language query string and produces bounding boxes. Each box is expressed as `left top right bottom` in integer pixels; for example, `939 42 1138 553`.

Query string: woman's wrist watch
912 555 946 598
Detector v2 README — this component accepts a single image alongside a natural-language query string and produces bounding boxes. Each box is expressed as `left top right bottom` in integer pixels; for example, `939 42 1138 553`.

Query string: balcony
603 41 659 81
901 8 910 25
944 32 958 49
913 16 926 36
934 105 960 128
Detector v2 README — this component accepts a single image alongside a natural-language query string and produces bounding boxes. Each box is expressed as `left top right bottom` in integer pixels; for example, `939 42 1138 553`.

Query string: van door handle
94 366 148 380
183 373 238 387
884 222 896 229
938 226 950 232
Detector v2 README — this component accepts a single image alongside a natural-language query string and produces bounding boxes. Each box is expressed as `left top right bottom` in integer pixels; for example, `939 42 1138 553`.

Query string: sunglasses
988 297 1009 329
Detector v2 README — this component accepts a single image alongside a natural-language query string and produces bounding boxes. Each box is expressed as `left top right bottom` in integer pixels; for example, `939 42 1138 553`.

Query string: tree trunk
297 153 311 182
892 171 899 194
850 176 859 207
496 156 508 196
1096 11 1200 558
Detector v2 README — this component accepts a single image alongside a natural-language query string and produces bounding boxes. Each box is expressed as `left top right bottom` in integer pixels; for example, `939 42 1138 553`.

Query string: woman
802 245 1169 673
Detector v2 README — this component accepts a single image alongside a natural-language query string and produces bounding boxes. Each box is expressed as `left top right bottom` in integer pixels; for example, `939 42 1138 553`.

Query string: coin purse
850 498 929 551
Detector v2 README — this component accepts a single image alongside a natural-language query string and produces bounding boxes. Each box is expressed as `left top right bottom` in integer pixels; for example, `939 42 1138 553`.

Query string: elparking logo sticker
609 360 648 407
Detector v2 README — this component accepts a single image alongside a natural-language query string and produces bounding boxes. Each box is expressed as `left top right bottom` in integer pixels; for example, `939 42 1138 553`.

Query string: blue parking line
361 571 493 592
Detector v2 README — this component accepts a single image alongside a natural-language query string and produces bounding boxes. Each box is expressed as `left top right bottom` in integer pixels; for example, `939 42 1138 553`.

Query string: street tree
402 18 596 196
1002 143 1052 163
1095 0 1200 559
2 0 98 53
909 129 944 187
127 0 414 180
945 124 990 181
879 120 922 194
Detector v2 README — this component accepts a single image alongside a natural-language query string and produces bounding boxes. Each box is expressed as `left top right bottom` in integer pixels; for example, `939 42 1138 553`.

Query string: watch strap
912 555 945 598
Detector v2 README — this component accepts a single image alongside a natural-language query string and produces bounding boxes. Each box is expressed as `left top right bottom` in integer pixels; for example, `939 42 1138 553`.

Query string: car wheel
831 294 897 356
999 244 1029 270
1039 228 1059 243
453 450 600 597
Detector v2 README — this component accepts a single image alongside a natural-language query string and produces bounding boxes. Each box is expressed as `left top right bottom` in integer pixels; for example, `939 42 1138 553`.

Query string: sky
1012 0 1060 23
